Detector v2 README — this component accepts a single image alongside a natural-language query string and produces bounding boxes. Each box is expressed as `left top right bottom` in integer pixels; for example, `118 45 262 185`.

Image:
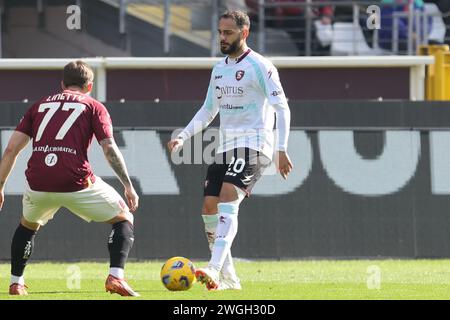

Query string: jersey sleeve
262 62 288 106
92 102 114 143
260 61 291 152
178 70 219 141
15 104 34 137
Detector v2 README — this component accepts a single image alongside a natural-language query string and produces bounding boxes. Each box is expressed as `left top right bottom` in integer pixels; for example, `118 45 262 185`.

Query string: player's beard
220 35 242 55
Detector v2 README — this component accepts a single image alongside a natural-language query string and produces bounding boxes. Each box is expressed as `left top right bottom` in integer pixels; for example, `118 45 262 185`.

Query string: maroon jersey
15 90 113 192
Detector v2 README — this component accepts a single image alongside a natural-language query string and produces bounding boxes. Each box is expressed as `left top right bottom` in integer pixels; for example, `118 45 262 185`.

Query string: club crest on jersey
235 70 245 81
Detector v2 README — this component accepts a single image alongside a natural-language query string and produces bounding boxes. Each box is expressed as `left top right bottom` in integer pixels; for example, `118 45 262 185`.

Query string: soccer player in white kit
167 10 292 290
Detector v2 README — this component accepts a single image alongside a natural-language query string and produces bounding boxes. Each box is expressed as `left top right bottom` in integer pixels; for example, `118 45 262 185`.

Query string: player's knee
219 184 246 204
122 210 134 225
217 186 245 219
109 210 134 225
20 217 40 231
217 202 240 215
110 220 134 245
216 202 240 241
202 197 218 214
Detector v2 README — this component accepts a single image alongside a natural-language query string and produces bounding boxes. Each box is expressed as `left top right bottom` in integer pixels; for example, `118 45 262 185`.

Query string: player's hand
167 138 184 153
276 151 293 180
0 189 4 211
124 186 139 213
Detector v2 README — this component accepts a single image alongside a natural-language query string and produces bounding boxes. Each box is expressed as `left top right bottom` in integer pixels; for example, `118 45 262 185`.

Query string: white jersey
178 49 291 160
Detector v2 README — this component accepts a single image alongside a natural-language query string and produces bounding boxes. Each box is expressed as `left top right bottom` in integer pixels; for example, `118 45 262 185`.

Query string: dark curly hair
220 10 250 29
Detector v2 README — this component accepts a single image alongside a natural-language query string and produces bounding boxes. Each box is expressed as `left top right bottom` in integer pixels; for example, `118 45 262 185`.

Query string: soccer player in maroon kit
0 61 140 296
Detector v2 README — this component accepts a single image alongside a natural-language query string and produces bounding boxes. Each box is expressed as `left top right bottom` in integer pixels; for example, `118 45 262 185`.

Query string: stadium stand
1 0 209 57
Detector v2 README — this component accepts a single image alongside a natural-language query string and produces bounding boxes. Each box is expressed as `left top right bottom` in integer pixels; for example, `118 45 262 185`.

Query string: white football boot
195 267 220 291
217 271 242 291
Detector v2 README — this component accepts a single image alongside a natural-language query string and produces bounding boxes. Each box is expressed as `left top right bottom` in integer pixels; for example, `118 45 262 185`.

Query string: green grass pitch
1 259 450 300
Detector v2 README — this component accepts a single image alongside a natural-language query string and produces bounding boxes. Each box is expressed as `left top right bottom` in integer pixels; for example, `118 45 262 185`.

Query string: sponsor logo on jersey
235 70 245 81
215 86 222 99
33 145 77 155
215 86 244 99
268 69 273 79
220 104 244 110
219 216 226 224
214 75 223 80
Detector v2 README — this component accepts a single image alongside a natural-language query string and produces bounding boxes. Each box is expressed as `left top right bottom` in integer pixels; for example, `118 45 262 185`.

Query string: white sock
209 203 239 272
202 214 218 251
202 214 236 278
221 251 238 280
10 275 25 286
109 267 124 279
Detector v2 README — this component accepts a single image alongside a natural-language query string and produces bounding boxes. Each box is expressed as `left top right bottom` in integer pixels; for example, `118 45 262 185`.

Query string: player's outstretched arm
167 76 219 154
0 131 30 211
167 105 218 154
100 138 139 212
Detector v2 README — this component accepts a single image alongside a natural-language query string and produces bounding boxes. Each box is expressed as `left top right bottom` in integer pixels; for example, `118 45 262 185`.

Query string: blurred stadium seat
330 22 376 56
425 2 447 44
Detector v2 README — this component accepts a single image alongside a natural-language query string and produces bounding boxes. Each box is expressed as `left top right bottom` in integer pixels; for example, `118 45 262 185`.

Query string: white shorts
23 176 132 226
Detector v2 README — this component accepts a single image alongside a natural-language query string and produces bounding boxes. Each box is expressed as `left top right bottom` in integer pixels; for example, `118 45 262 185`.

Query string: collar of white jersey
225 48 252 65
